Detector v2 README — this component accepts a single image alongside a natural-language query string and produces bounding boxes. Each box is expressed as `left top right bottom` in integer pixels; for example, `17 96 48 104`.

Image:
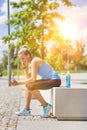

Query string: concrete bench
51 87 87 120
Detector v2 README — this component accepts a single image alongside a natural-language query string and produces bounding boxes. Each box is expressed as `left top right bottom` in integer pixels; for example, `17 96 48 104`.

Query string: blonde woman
11 46 61 118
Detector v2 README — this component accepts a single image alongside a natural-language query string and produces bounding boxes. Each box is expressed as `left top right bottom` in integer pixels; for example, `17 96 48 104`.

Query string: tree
1 52 8 70
2 0 73 57
2 0 74 74
72 40 85 69
80 55 87 69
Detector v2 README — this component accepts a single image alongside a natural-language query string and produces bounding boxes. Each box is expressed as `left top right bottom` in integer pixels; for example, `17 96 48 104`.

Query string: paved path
0 86 59 130
17 88 87 130
0 74 87 130
0 86 22 130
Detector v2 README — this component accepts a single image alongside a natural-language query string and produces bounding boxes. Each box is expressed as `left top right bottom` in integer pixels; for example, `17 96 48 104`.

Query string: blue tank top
38 62 60 79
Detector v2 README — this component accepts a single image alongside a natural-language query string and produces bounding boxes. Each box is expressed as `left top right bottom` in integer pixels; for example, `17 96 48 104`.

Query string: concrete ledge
52 87 87 120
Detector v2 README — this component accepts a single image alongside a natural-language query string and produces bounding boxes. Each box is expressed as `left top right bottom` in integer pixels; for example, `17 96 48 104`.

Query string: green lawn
2 69 87 76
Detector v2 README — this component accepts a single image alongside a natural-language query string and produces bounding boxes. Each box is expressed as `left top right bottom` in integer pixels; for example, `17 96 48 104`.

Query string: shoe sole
15 114 31 116
15 112 31 116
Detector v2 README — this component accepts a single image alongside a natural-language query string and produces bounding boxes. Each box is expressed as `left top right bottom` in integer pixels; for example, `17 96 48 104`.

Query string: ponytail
18 45 31 56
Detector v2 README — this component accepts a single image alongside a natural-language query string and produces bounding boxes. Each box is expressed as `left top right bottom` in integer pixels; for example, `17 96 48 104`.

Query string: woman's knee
26 84 35 91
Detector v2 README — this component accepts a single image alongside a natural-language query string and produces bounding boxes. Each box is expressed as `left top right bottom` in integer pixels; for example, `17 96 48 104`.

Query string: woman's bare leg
32 90 47 106
25 88 32 109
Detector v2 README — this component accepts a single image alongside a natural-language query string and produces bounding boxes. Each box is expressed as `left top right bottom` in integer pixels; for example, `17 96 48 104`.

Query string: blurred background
0 0 87 85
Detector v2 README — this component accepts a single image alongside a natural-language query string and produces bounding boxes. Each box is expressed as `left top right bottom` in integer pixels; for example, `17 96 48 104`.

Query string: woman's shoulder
32 57 44 65
33 57 43 61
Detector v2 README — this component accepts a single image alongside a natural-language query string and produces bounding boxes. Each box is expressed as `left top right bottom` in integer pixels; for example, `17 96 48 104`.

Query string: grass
2 69 87 76
2 69 23 76
59 69 87 74
81 82 87 84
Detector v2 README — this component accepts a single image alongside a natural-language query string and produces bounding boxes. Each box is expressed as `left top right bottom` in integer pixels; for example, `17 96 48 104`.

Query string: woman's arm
22 62 31 79
11 58 38 86
11 76 35 86
23 68 31 79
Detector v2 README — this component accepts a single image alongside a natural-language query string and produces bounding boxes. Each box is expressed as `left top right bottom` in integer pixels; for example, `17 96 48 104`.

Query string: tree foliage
3 0 82 71
2 0 73 55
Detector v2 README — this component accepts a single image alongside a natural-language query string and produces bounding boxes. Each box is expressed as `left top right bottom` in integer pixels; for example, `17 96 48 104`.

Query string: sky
58 0 87 42
0 0 87 58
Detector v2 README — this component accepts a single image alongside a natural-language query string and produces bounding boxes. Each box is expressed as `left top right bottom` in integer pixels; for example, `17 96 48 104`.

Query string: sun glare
59 21 77 40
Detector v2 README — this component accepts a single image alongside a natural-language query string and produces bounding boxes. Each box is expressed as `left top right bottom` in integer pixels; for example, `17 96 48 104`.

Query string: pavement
0 73 87 130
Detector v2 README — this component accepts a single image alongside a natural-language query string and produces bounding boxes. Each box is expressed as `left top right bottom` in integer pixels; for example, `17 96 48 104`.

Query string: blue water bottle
66 71 71 88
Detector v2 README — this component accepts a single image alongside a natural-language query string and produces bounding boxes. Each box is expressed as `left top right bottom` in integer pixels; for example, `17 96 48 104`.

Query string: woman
11 46 61 117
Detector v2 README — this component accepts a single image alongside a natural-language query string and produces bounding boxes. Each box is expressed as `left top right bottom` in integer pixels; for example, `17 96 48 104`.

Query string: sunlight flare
59 21 77 40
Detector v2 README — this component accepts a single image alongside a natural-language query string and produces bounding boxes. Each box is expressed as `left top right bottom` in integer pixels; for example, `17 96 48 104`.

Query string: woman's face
18 53 31 65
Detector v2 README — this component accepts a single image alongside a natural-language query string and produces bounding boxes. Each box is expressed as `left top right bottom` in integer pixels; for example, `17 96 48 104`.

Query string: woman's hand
10 79 19 86
22 62 27 69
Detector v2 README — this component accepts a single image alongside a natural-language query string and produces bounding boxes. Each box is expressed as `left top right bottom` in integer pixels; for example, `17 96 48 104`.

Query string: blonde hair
18 45 31 56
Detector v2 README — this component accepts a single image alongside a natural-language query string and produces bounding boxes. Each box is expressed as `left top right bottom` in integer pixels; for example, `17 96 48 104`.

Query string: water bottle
66 71 71 88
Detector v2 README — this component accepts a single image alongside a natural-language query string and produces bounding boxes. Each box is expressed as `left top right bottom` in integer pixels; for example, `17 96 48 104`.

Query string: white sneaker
41 104 52 118
15 108 31 116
